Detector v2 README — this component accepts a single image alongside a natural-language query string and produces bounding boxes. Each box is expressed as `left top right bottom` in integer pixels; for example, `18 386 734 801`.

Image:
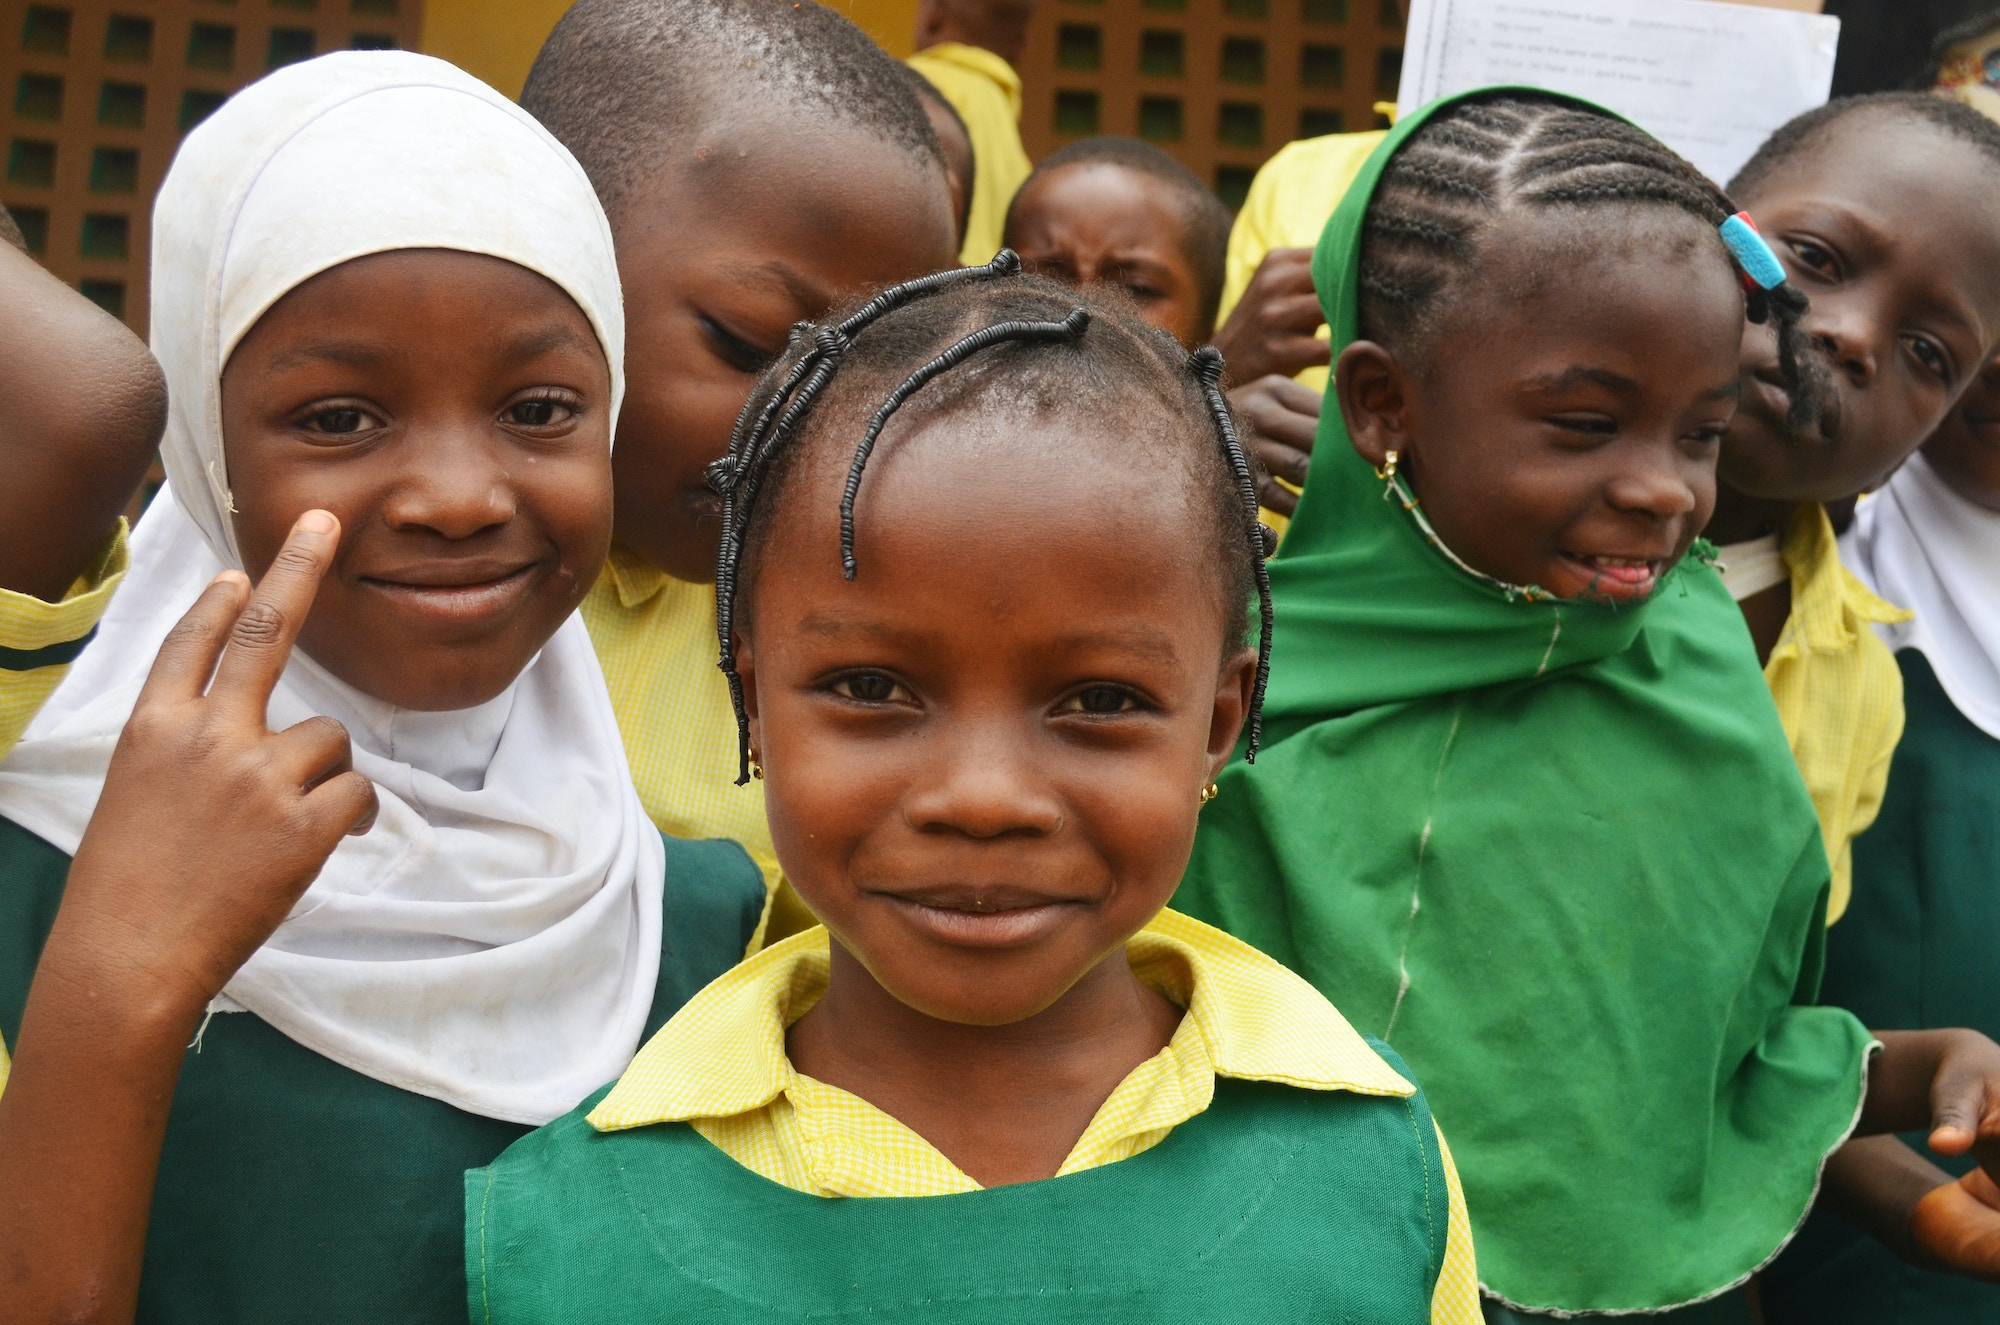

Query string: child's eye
1905 335 1951 380
302 405 383 436
1548 414 1617 438
502 394 580 429
1787 240 1838 279
832 672 911 704
1059 686 1144 715
1124 284 1165 303
701 315 780 375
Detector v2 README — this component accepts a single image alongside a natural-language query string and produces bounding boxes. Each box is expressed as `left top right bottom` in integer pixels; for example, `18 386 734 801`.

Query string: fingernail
297 510 336 536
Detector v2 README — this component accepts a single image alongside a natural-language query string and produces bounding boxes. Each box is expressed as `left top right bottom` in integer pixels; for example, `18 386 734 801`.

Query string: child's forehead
1032 162 1186 219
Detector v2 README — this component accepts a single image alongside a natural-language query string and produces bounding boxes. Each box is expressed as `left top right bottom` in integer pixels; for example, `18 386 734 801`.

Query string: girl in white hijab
0 51 764 1324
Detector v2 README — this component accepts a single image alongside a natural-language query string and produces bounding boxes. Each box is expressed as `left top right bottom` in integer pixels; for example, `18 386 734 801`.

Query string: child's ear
1206 646 1259 780
1335 340 1414 473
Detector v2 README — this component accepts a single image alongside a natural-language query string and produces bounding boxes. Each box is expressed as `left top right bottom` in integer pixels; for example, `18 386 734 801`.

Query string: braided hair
1358 94 1823 431
707 254 1275 785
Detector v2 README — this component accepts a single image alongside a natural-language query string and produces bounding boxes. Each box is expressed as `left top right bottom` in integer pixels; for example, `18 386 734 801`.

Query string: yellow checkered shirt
0 522 127 758
590 907 1483 1325
1767 503 1912 925
580 550 820 945
0 520 129 1094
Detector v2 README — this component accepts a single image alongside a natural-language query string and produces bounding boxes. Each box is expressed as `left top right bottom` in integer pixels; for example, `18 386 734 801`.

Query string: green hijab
1174 91 1874 1314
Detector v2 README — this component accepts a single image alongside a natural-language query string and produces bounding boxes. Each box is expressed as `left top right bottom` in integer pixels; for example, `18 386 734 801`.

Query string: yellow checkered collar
1775 501 1912 662
589 908 1412 1133
602 545 673 610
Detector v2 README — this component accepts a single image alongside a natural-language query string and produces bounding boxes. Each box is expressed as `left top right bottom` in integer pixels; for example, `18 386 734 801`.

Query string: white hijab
0 51 664 1126
1842 451 2000 742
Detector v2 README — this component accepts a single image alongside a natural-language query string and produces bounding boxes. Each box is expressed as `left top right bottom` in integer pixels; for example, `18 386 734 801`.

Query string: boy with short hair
520 0 960 940
1002 135 1231 349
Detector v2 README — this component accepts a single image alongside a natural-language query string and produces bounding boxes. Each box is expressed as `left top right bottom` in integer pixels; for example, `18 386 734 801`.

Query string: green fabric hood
1176 89 1874 1313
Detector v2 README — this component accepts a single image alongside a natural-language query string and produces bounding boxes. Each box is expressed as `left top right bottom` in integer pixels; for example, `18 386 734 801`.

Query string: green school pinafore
465 1055 1452 1323
0 815 765 1325
1764 650 2000 1324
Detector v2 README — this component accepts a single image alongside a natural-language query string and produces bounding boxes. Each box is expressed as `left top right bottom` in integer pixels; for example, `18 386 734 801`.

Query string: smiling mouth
876 887 1087 949
359 564 538 623
1557 552 1664 603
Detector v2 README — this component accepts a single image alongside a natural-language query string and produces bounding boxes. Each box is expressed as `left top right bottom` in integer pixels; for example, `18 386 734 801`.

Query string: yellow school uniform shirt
1214 124 1387 541
906 42 1034 267
0 520 128 1093
580 549 814 946
1766 503 1911 925
590 906 1484 1325
0 522 128 759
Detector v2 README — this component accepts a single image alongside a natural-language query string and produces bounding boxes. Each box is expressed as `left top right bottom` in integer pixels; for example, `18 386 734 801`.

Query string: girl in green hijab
1176 90 2000 1317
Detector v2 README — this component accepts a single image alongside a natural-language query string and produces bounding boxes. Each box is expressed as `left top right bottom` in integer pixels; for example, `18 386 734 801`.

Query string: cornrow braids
1359 93 1826 431
708 254 1276 786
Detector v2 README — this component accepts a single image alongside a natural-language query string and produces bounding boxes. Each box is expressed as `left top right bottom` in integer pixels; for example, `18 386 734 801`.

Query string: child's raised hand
1209 248 1329 388
60 509 378 1015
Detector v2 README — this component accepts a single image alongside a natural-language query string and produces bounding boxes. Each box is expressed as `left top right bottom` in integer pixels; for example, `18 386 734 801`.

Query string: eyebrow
1519 366 1642 397
504 324 597 362
265 339 385 372
739 260 830 311
796 613 1183 664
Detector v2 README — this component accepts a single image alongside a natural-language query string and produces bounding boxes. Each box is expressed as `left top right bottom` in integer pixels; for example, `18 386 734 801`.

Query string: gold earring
748 748 764 781
1200 782 1219 805
1374 449 1400 482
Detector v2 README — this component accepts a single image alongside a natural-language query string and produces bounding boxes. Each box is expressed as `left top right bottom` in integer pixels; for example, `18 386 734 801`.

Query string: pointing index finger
208 510 339 714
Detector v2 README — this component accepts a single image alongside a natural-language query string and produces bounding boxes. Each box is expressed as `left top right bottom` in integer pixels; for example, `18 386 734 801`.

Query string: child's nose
382 429 517 539
901 719 1066 840
1807 305 1880 386
1606 458 1697 520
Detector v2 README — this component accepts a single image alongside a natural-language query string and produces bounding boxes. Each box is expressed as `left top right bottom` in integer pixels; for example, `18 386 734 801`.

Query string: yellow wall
421 0 924 100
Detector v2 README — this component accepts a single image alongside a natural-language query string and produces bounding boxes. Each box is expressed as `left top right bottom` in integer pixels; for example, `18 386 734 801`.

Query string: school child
1706 92 2000 926
1173 89 2000 1320
520 0 960 940
0 52 763 1322
0 204 164 754
1761 359 2000 1322
465 266 1484 1323
1002 136 1232 350
907 0 1037 264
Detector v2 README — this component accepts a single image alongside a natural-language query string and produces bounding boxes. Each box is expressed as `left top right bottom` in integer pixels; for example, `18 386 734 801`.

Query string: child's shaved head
521 0 945 219
1004 137 1231 347
1009 138 1230 327
1731 92 2000 199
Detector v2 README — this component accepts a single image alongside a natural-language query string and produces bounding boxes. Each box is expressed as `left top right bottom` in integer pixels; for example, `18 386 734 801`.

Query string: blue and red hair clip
1719 211 1787 292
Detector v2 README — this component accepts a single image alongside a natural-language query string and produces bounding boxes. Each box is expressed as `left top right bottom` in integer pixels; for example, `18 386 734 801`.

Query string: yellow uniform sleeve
1431 1123 1485 1325
906 44 1034 267
1216 143 1293 332
0 520 128 759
